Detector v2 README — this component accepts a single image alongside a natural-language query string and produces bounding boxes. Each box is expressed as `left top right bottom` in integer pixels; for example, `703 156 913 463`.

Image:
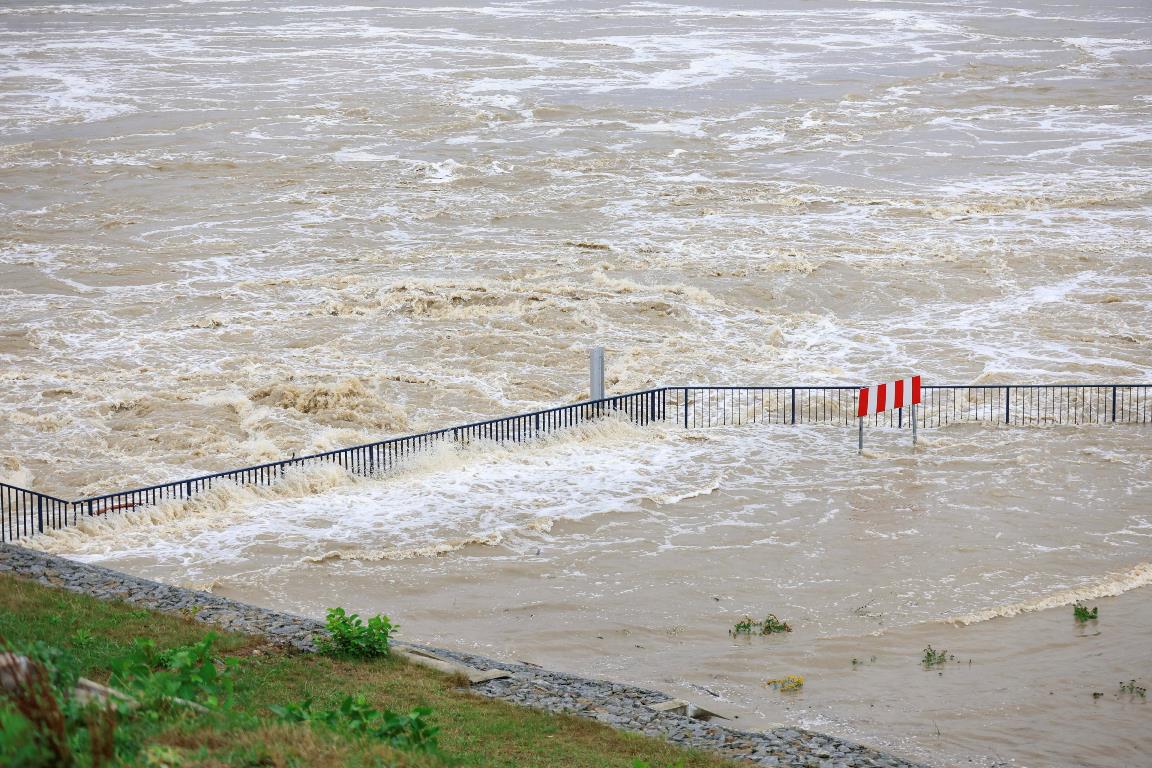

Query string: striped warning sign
858 376 921 417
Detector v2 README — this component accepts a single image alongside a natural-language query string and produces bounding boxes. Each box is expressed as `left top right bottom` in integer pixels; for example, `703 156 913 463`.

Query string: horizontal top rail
0 482 71 505
676 384 1150 390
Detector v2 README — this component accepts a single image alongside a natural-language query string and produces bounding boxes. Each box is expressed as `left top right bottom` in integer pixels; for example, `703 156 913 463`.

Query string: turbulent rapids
1 1 1150 766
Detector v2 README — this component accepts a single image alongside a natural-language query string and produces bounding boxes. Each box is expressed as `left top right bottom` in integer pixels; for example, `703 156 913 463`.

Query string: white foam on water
31 419 700 567
947 562 1152 625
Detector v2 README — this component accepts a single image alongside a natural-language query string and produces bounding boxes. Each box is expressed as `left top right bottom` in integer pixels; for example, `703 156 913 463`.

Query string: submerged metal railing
2 384 1147 542
0 388 666 543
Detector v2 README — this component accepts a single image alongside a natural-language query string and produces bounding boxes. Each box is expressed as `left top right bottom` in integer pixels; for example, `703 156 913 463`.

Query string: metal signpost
589 346 605 401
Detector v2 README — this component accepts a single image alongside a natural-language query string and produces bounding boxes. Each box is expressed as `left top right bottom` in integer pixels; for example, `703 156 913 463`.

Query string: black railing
1 388 666 543
0 483 74 544
675 384 1152 429
2 384 1147 542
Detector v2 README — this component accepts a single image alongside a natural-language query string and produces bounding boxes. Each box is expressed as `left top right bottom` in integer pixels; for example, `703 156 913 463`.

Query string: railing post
1112 386 1117 423
683 388 689 429
36 496 44 534
790 388 796 425
1004 386 1011 424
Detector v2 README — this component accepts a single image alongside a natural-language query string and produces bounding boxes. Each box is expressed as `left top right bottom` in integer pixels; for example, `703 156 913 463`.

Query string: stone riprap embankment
0 545 927 768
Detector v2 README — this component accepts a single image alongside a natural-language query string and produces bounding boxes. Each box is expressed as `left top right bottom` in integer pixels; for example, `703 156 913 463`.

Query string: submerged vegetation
920 646 955 669
764 675 805 693
730 614 792 636
1118 680 1146 699
1073 602 1099 623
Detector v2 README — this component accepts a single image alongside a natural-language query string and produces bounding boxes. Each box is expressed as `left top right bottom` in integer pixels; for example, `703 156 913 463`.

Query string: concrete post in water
589 346 605 401
858 417 864 455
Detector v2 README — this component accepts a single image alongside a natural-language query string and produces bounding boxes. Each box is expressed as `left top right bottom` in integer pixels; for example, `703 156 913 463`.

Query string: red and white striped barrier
858 376 921 417
856 376 922 453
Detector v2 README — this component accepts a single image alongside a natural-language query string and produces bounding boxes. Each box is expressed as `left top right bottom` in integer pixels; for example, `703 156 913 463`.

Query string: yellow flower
765 674 804 692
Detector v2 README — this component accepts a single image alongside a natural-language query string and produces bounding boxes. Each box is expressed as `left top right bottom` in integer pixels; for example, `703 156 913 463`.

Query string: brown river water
2 1 1150 765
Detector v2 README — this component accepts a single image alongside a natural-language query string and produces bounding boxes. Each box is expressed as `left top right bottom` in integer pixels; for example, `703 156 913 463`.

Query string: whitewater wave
303 531 509 563
948 562 1152 625
644 475 723 505
302 515 559 563
21 463 357 556
22 416 663 557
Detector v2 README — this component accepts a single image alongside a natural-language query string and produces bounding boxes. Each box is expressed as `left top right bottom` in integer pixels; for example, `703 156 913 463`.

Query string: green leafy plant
67 630 97 650
921 645 955 668
110 634 237 712
316 608 395 659
271 695 438 752
1073 602 1098 622
730 613 792 636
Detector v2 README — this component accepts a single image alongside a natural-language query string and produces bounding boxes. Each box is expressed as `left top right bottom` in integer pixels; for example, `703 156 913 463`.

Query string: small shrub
730 613 792 637
921 645 955 668
316 608 395 659
1073 603 1098 622
271 695 438 752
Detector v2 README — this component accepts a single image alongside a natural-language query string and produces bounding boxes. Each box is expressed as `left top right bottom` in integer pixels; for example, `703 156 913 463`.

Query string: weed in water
1073 602 1098 622
764 675 804 692
730 614 792 637
921 645 956 668
316 607 395 660
1118 680 1146 698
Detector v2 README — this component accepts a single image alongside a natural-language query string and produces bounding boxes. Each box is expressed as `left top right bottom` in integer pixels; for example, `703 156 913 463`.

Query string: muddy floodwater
2 1 1150 766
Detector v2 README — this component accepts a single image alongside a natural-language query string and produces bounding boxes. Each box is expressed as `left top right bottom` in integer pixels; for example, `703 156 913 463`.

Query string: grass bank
0 573 737 768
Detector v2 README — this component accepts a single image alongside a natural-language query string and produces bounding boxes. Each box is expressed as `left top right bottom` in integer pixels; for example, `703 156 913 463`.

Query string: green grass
0 574 738 768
